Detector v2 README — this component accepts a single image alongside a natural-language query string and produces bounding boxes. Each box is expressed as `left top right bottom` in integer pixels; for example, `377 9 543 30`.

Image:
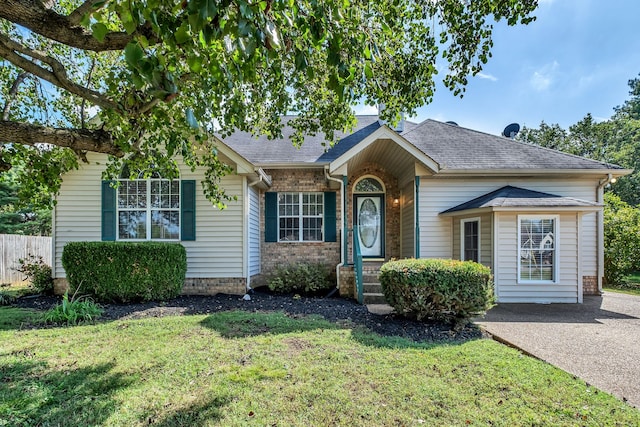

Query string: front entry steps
362 262 385 305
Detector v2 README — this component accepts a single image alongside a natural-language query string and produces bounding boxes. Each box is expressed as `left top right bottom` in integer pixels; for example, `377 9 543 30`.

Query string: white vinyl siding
418 177 598 276
400 180 415 258
248 186 261 276
496 212 578 303
53 152 245 279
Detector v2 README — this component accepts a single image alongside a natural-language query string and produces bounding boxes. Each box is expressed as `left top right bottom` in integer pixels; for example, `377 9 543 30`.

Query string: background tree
0 0 537 208
519 73 640 285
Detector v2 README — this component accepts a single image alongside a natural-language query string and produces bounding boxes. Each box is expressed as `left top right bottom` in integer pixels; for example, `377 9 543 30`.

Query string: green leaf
91 23 109 42
124 42 144 69
199 0 218 20
185 108 199 129
119 8 137 34
175 23 191 44
364 62 373 79
187 55 203 73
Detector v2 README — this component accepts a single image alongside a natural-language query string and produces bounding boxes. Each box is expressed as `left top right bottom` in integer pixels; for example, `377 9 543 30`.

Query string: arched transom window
354 176 385 193
117 169 180 240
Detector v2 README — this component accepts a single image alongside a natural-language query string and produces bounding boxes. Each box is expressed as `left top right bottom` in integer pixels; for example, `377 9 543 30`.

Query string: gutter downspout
325 167 346 290
596 173 615 293
415 176 420 258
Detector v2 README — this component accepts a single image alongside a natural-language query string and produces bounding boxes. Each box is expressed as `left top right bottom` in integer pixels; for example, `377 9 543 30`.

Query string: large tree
0 0 537 206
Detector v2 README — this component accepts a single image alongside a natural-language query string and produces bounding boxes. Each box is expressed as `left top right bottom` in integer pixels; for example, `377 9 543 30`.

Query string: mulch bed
13 288 483 343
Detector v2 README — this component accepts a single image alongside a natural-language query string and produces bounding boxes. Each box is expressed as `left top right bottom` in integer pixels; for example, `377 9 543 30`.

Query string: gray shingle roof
222 115 381 165
222 115 624 171
441 186 600 214
401 119 623 171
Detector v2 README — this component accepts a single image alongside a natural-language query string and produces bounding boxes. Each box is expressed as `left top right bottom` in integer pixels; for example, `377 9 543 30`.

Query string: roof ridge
505 134 623 169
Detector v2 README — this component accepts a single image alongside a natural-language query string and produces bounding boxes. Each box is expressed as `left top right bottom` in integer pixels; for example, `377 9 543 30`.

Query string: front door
354 194 385 258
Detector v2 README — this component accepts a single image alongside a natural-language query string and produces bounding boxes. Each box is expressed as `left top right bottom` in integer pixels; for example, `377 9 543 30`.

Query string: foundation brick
582 275 599 296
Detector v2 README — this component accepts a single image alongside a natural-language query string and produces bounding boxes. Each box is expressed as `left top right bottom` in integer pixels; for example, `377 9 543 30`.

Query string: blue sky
357 0 640 136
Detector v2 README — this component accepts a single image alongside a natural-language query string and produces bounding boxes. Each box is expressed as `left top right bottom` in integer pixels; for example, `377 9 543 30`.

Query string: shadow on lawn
199 310 478 350
140 395 230 427
200 310 336 338
0 360 132 426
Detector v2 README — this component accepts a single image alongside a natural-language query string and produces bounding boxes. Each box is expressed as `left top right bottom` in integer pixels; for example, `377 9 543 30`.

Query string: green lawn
605 272 640 296
0 307 637 426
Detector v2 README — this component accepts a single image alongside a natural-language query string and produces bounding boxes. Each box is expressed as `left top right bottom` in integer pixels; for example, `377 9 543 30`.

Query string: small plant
42 291 102 326
15 255 53 295
0 283 16 306
268 262 332 295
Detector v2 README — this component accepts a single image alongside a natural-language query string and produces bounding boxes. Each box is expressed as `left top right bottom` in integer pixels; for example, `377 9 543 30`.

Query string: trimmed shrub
15 255 53 295
268 262 332 295
62 242 187 303
42 292 103 325
379 258 493 323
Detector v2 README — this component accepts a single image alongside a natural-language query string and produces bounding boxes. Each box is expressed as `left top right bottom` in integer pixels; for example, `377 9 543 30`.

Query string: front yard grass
1 308 637 426
604 272 640 296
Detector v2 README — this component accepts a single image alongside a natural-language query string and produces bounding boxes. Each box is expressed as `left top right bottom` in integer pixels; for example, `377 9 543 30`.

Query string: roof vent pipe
377 104 405 132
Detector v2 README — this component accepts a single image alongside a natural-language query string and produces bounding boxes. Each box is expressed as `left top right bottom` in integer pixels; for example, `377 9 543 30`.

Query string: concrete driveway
475 291 640 408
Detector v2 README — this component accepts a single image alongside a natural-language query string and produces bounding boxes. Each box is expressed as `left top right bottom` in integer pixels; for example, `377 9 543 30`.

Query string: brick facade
53 277 247 296
255 168 342 288
582 275 599 296
347 162 401 262
255 166 401 293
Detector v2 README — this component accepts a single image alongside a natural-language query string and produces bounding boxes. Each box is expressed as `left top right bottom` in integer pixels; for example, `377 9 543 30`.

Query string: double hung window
518 216 557 282
117 171 180 240
278 192 324 242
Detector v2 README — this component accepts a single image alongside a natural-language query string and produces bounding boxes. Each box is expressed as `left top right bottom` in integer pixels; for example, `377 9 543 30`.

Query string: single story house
51 115 631 303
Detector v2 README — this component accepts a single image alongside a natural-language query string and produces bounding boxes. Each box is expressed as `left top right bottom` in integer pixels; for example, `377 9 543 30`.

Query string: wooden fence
0 234 52 284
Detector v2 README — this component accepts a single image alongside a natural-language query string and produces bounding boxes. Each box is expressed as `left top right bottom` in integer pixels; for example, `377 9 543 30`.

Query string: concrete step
362 272 380 283
363 283 383 294
363 292 387 305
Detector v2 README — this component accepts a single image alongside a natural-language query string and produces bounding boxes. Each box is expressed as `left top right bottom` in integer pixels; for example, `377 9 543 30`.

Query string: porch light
393 197 400 207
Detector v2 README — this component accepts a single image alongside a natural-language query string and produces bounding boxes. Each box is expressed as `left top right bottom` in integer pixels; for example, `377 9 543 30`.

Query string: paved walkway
475 292 640 408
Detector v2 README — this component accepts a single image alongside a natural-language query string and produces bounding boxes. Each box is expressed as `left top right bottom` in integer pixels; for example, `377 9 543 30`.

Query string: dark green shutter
181 180 196 241
101 181 116 241
324 191 337 242
265 192 278 242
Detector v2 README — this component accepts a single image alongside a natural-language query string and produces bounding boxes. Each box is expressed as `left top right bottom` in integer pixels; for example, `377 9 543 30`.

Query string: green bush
268 262 332 295
0 284 16 306
379 258 493 324
62 242 187 303
42 292 102 325
604 193 640 287
15 255 53 295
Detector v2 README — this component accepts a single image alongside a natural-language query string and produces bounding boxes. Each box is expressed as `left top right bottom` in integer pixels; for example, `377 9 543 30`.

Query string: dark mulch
13 289 483 343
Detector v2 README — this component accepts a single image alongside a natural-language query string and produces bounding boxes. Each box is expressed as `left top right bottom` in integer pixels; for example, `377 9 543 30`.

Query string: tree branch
1 0 134 52
0 120 124 157
2 72 29 121
68 0 99 26
0 33 120 112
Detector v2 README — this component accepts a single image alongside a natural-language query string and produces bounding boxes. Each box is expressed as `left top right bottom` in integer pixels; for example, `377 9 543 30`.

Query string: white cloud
477 72 498 82
530 61 559 91
353 104 378 115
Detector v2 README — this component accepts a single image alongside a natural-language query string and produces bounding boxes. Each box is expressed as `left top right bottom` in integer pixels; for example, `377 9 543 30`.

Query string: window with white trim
117 171 180 240
461 218 480 263
278 192 323 241
518 216 557 282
